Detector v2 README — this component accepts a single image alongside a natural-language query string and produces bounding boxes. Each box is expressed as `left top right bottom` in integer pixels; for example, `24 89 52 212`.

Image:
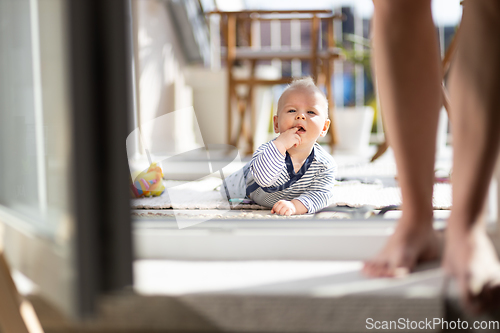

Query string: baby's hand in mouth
274 127 302 152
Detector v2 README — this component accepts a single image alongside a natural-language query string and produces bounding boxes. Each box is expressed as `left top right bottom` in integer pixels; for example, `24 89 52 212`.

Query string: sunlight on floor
134 260 362 295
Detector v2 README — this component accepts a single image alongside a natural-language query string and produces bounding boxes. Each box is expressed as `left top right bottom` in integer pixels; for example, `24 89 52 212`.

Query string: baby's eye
307 111 316 115
288 109 296 113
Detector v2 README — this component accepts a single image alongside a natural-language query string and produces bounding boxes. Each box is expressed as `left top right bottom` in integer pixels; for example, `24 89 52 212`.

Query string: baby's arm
272 165 336 215
251 128 302 186
296 165 336 214
250 141 286 187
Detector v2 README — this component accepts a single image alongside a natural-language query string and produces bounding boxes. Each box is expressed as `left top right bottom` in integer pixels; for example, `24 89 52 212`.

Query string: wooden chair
208 10 344 155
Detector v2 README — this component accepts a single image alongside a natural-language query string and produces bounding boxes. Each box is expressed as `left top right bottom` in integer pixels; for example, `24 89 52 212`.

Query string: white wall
132 0 198 157
184 67 227 145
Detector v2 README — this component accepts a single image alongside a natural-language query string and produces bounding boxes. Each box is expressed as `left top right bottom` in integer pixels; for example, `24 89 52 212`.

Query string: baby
221 77 337 215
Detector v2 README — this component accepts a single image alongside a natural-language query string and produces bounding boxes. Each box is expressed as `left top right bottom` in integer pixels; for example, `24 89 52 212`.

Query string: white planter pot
333 106 375 154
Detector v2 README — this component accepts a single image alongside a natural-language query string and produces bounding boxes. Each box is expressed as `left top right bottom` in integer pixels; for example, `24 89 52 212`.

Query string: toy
130 162 165 198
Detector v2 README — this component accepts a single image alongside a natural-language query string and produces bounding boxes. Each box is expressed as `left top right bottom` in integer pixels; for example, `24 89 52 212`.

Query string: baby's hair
277 77 329 117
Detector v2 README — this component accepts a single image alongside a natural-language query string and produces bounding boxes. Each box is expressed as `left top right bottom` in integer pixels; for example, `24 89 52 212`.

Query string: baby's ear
320 118 331 137
273 115 280 133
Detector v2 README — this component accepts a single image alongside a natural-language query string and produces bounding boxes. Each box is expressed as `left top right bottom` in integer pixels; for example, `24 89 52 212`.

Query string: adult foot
363 218 441 277
443 224 500 313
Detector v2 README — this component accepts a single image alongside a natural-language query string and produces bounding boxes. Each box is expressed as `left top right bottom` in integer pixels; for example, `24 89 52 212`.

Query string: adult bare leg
363 0 442 277
444 0 500 312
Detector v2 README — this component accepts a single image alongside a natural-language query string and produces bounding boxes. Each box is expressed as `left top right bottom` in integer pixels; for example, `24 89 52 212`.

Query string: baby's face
274 87 330 147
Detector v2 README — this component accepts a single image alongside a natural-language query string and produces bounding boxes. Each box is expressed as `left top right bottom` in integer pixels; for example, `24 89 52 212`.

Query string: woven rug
131 177 452 210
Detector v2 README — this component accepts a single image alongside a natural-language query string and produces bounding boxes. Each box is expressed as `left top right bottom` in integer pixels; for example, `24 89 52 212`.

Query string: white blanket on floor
130 177 452 210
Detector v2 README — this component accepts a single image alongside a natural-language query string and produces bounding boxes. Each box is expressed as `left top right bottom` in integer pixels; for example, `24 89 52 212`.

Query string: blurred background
130 0 461 165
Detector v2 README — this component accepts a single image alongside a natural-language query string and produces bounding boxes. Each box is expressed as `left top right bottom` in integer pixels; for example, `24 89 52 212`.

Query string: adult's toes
362 261 383 277
361 261 374 276
372 261 390 277
387 266 410 278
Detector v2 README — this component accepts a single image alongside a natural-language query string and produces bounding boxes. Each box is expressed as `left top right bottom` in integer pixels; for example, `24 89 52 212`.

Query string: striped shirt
245 140 337 214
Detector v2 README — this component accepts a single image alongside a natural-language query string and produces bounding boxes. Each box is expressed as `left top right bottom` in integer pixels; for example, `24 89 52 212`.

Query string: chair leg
234 93 245 148
370 140 389 162
247 60 257 155
228 84 238 146
226 14 237 146
324 57 338 151
311 15 319 81
442 84 452 117
0 253 44 333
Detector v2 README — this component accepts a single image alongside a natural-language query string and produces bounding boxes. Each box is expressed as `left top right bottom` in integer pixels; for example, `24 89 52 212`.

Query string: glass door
0 0 134 318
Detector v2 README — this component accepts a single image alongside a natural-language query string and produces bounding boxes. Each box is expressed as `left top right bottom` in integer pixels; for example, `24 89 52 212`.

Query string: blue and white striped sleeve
249 141 286 187
296 164 337 214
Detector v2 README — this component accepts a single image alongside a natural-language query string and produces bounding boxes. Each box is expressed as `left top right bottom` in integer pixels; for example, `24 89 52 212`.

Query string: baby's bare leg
444 0 500 312
363 0 442 277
